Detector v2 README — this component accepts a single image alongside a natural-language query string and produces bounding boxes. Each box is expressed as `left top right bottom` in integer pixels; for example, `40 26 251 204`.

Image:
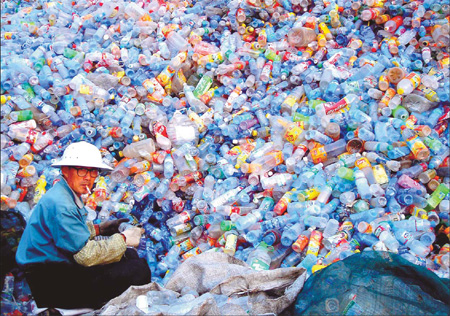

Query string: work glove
99 218 129 236
121 226 144 248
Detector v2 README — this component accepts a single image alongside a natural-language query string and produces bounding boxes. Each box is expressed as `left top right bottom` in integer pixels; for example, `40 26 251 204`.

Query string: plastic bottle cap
1 95 10 104
397 88 404 95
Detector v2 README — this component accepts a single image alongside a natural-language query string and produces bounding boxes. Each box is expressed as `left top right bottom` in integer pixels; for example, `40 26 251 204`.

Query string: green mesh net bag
282 251 450 316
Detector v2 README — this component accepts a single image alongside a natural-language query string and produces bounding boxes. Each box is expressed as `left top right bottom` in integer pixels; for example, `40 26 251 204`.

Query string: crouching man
16 141 151 310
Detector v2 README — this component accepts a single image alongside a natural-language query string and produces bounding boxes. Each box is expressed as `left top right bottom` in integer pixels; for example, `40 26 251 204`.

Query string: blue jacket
16 178 90 266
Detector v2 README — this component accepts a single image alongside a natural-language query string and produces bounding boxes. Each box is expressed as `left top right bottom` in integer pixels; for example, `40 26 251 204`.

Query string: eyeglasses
72 167 99 178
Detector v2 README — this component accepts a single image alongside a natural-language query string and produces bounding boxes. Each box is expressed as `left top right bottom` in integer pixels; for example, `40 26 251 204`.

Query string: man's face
61 166 98 197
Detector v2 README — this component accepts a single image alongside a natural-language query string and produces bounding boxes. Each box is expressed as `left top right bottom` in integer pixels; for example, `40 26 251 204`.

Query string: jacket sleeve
73 234 127 267
85 221 97 240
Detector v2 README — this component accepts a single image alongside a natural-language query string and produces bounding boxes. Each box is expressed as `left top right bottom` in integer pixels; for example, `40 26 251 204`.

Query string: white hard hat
52 141 113 171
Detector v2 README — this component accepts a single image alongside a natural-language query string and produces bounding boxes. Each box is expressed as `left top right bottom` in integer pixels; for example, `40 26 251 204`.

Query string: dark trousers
24 249 151 309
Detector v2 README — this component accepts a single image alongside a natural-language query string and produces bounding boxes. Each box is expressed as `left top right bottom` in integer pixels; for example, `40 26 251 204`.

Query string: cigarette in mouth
86 185 92 195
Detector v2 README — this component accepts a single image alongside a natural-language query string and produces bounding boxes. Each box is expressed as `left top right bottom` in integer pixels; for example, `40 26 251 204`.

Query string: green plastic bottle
425 183 449 211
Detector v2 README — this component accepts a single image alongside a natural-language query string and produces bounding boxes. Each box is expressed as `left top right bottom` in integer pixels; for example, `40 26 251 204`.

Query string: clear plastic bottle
354 169 372 200
281 222 305 247
397 72 421 95
287 27 317 47
167 111 200 147
246 242 273 270
122 138 155 160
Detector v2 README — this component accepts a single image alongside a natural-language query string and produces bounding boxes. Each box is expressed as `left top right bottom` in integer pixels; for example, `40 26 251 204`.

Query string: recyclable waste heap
1 0 450 313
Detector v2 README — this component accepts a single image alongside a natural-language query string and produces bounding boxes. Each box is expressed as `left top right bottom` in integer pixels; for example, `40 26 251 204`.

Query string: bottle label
152 122 168 137
172 223 192 236
325 231 349 249
179 238 195 254
228 145 242 157
397 231 413 245
282 95 297 109
211 52 223 63
267 151 284 165
224 234 238 254
310 146 327 164
438 57 449 70
380 88 396 107
306 230 323 256
417 85 438 102
345 81 360 93
292 113 310 123
372 164 389 184
404 72 421 89
141 161 152 172
250 258 270 271
115 203 129 213
303 188 320 200
156 65 175 87
201 52 223 65
179 210 192 223
109 127 122 138
182 171 201 184
373 222 389 238
175 68 187 84
406 135 429 160
342 295 364 315
292 235 309 253
427 184 449 209
193 75 213 98
339 221 354 233
79 84 92 95
259 197 275 212
274 197 289 215
188 112 206 132
182 246 202 260
355 157 371 170
284 124 303 144
25 129 38 144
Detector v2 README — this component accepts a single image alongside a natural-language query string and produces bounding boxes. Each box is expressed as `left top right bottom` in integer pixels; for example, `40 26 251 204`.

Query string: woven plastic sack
282 251 450 316
96 252 306 315
98 282 224 315
166 252 306 315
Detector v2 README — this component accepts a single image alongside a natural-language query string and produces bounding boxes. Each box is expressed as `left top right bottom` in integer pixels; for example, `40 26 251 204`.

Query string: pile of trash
1 0 449 314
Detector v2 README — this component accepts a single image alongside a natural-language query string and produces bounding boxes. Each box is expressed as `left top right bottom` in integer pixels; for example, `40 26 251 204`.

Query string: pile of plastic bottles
1 0 449 311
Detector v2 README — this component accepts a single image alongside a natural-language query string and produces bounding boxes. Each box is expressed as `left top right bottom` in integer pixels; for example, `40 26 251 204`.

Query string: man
16 141 151 310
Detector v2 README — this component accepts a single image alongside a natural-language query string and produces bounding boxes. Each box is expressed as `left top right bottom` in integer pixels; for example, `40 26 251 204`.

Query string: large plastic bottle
287 27 317 47
122 138 156 161
246 242 273 271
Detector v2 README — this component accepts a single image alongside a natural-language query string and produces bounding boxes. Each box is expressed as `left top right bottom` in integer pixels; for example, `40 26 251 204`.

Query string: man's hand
121 227 144 247
99 218 130 236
